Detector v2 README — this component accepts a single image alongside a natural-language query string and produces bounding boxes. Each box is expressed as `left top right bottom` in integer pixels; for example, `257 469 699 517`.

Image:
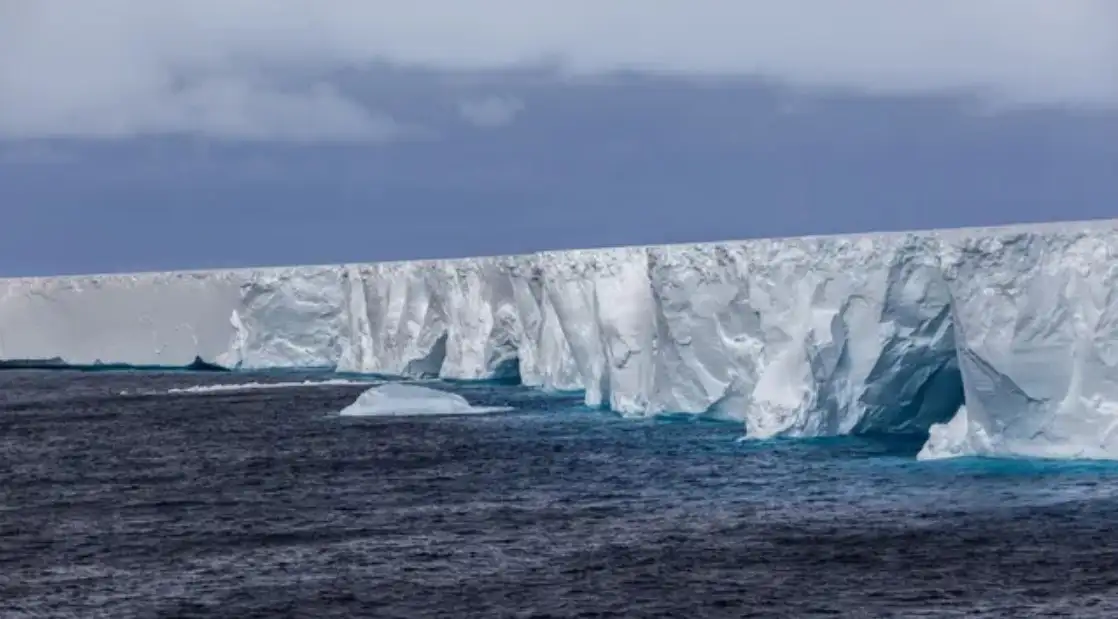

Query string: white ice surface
916 405 993 460
4 218 1118 459
338 384 510 417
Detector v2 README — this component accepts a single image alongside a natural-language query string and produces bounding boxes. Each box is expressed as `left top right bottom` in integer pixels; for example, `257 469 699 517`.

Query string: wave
123 379 374 396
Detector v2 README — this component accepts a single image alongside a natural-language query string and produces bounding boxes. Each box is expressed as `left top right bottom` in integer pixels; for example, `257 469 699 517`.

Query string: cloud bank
2 0 1115 141
458 96 525 129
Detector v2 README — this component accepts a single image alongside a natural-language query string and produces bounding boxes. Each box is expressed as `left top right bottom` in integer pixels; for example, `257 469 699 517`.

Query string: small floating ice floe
338 383 512 417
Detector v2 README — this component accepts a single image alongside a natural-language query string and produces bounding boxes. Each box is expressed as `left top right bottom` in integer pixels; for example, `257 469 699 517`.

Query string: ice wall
929 229 1118 459
3 219 1117 459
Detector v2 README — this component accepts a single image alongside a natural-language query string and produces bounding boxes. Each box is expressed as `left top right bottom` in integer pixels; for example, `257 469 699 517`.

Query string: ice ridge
3 219 1118 459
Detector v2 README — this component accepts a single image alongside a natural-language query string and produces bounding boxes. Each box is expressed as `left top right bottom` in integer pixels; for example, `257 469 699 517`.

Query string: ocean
3 370 1118 618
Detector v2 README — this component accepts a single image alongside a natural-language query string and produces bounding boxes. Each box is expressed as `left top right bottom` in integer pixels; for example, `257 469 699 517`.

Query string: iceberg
2 218 1118 459
338 383 510 417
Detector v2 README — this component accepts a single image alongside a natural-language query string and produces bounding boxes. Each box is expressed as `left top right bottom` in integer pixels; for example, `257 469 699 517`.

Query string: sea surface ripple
3 370 1118 618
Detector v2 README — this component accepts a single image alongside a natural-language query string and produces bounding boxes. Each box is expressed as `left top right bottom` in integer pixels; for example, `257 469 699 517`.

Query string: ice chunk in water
338 383 511 417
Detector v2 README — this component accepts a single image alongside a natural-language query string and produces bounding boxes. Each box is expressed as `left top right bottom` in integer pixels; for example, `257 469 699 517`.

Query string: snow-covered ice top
3 218 1118 460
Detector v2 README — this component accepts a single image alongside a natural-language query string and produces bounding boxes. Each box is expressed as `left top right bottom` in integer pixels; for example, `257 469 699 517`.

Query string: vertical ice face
646 243 764 420
642 235 960 439
513 260 582 392
338 260 452 377
432 257 522 381
3 219 1118 459
220 266 349 369
0 270 243 366
333 256 577 384
723 235 901 438
537 247 657 411
853 237 963 436
936 228 1118 459
538 250 613 407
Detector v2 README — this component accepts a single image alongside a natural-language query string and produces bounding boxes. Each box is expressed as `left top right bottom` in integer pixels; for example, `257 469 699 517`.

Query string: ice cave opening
403 334 447 378
854 356 966 438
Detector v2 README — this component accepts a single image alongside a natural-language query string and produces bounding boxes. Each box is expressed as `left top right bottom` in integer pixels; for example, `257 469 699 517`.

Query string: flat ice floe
338 383 512 417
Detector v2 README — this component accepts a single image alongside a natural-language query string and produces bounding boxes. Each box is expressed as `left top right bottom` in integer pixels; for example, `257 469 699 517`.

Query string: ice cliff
2 219 1117 460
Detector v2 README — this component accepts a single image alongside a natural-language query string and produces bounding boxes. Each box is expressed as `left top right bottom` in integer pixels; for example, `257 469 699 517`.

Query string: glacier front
3 219 1117 460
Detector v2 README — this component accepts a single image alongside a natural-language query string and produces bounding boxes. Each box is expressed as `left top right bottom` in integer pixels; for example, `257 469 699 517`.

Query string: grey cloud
0 67 413 142
1 0 1116 141
457 96 524 128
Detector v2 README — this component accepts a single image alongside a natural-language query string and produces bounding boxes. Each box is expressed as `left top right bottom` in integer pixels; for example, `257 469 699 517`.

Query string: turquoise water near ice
3 370 1118 617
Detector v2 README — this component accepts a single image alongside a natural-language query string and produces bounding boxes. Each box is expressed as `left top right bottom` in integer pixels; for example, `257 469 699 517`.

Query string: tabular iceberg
2 219 1117 459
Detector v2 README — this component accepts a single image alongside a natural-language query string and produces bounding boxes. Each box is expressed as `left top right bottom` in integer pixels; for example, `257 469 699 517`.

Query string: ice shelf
4 219 1118 459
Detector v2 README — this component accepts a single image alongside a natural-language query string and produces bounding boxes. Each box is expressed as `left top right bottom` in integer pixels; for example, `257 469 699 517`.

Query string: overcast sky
1 1 1116 276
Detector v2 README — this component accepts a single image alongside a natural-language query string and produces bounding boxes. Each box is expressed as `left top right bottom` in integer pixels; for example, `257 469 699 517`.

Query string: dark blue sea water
3 370 1118 618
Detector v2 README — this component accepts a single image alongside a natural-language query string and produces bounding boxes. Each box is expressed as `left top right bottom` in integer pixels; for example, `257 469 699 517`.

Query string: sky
1 1 1116 276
